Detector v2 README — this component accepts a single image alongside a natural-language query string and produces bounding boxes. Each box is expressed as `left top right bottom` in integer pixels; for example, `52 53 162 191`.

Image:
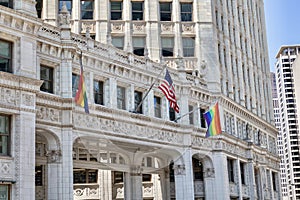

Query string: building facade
274 45 300 200
0 0 280 200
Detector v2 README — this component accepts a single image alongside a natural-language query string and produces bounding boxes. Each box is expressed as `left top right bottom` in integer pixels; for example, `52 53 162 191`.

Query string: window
154 96 161 118
73 169 98 184
113 171 124 184
272 172 277 191
35 165 43 186
72 74 79 97
0 185 10 200
142 174 151 182
81 0 94 19
160 2 172 21
111 1 122 20
240 162 245 184
182 37 195 57
94 80 104 105
133 37 145 56
36 0 43 18
0 115 10 156
0 40 12 73
161 37 174 57
117 86 126 110
112 36 124 50
40 65 54 93
0 0 12 8
189 105 194 124
200 108 206 128
59 0 72 13
180 3 192 21
134 91 143 114
193 158 203 181
169 162 175 182
132 2 143 20
169 107 176 121
227 159 235 182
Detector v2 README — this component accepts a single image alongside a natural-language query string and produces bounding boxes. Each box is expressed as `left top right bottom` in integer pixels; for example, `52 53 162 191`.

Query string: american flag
158 69 180 113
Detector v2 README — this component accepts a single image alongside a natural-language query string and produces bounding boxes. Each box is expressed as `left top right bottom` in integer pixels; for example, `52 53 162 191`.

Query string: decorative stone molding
204 168 215 178
0 160 13 179
130 165 143 176
173 164 185 175
58 3 71 28
46 150 61 163
111 21 124 33
181 22 195 34
161 22 174 34
132 21 146 34
36 106 61 122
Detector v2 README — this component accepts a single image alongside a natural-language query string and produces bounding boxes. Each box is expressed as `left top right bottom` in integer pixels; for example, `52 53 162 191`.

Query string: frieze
0 160 13 179
0 87 21 107
73 113 184 144
192 136 213 149
173 164 185 175
22 93 35 107
36 106 61 122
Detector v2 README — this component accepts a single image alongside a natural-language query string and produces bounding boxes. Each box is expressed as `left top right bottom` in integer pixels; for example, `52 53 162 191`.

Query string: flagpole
174 107 200 122
134 64 168 113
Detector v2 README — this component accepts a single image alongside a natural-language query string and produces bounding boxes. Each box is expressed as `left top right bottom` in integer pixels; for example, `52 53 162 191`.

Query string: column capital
173 164 186 175
46 150 61 163
130 165 143 176
204 167 215 178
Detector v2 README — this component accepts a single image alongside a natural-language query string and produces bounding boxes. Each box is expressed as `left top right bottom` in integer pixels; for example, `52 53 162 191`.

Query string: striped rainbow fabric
75 65 89 114
204 102 222 138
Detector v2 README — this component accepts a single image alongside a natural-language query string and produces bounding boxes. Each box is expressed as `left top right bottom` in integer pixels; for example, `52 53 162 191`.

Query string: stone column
204 167 215 200
174 149 194 199
46 150 61 200
126 165 143 200
213 152 230 200
247 159 256 200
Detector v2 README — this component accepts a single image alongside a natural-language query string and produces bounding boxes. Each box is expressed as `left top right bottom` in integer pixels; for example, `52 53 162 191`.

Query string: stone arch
192 152 214 177
36 127 61 151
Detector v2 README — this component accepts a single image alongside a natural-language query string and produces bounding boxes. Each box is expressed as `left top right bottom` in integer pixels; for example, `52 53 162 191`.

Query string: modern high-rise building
0 0 280 200
274 45 300 200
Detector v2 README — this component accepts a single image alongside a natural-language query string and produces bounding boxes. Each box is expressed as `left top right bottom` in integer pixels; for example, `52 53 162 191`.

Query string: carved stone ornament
204 168 215 178
130 165 143 176
46 150 61 163
58 2 71 28
173 164 186 175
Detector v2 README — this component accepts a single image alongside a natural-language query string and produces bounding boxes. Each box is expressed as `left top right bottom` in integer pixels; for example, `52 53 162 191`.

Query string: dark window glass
161 37 174 57
0 40 12 73
189 105 194 124
200 108 206 128
74 169 98 184
72 74 79 97
169 107 176 121
240 162 245 184
132 2 143 20
142 174 151 182
134 91 143 113
35 165 43 186
227 159 235 182
0 0 13 8
81 0 94 19
0 115 10 156
133 37 145 56
113 171 124 184
117 86 126 110
111 1 122 20
94 80 104 105
36 0 43 18
272 172 277 191
112 37 124 50
59 0 72 14
160 2 172 21
169 162 174 182
154 96 161 118
192 158 203 181
181 3 192 21
40 65 54 93
0 185 10 200
182 37 195 57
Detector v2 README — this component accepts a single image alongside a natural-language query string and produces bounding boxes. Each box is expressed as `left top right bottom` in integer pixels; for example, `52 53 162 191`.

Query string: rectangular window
227 159 235 182
161 37 174 57
182 37 195 57
240 162 245 184
169 107 176 121
134 91 143 114
272 172 277 191
154 96 161 118
0 0 12 8
200 108 206 128
81 0 94 19
189 105 194 125
180 3 192 21
133 37 145 56
132 2 143 20
117 86 126 110
73 169 98 184
94 80 104 105
0 185 10 200
0 40 12 73
111 1 123 20
40 65 54 94
72 74 79 97
160 2 172 21
193 158 203 181
0 115 10 156
59 0 72 14
36 0 43 18
112 36 124 50
142 174 152 182
113 171 124 184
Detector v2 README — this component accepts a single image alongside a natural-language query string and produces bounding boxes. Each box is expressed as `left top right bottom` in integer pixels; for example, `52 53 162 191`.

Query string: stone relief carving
58 3 71 27
204 168 215 178
182 23 195 33
173 164 185 175
0 88 20 106
22 93 34 107
130 165 143 176
36 106 60 122
161 23 173 32
46 150 61 163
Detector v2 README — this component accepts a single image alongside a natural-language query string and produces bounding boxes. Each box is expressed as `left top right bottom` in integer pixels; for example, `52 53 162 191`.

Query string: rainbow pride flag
75 63 89 114
204 102 222 137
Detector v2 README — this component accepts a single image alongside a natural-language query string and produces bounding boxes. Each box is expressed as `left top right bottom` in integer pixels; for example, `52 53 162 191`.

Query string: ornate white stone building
0 0 280 200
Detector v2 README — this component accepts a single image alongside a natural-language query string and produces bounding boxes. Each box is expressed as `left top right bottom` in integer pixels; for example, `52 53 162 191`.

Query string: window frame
81 0 94 20
0 114 10 156
160 2 172 21
182 37 195 57
132 1 143 20
112 36 124 50
0 39 12 73
161 37 174 57
0 184 10 200
180 2 192 21
72 73 80 98
240 162 246 185
192 158 203 181
154 96 162 118
40 65 54 94
111 1 123 20
134 90 143 114
93 80 104 105
132 37 145 56
0 0 13 8
117 86 126 110
227 159 235 183
189 105 194 125
169 107 176 121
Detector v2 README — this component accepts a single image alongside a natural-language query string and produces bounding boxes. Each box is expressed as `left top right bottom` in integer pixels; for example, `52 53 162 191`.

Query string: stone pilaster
213 152 230 200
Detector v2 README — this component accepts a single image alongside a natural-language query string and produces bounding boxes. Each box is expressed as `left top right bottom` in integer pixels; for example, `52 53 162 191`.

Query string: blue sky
264 0 300 71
